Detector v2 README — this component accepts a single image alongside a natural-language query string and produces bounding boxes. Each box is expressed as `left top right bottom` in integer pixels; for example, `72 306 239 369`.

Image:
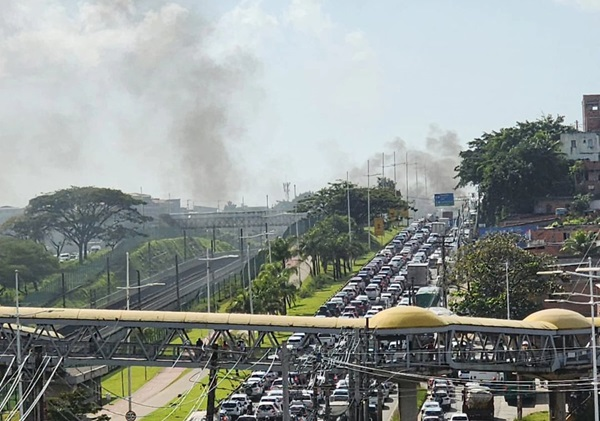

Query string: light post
347 171 352 243
117 253 165 415
197 252 239 313
366 160 382 251
240 232 272 314
538 261 600 421
14 270 23 421
506 261 510 319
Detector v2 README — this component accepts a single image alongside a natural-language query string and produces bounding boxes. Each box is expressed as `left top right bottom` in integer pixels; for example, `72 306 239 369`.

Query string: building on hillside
583 94 600 132
559 132 600 161
532 197 574 215
559 94 600 160
129 193 182 223
527 224 600 256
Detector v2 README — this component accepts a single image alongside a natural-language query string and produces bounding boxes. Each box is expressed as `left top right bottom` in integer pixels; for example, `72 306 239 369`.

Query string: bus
415 286 442 308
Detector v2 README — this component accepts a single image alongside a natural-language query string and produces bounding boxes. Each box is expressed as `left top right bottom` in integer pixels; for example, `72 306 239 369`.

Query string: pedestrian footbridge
0 305 595 420
0 305 595 375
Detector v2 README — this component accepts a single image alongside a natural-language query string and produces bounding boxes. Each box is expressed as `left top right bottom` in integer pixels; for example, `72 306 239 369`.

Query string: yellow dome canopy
369 306 447 330
523 308 591 330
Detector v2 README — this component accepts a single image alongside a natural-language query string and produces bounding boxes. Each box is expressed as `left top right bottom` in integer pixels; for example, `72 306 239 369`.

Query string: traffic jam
217 217 485 421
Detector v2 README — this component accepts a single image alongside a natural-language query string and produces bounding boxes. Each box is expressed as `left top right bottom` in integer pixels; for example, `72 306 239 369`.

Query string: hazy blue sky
1 0 599 208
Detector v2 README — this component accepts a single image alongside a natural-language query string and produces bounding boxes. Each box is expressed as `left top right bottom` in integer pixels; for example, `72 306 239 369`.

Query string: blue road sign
434 193 455 207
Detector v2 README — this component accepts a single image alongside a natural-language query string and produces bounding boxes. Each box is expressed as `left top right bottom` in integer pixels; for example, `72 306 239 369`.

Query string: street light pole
206 248 211 313
247 243 253 314
367 159 371 251
15 270 24 421
506 261 510 320
589 257 599 420
126 252 132 415
347 171 352 243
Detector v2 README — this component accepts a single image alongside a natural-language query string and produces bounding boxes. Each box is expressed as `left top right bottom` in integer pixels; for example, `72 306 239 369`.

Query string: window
571 139 577 148
593 105 599 111
590 139 596 148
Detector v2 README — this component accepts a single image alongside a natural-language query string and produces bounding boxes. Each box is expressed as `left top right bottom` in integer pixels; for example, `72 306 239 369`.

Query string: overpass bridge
169 210 308 230
0 305 596 419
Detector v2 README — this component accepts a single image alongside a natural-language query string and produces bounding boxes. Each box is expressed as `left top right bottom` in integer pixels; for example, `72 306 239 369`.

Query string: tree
560 230 600 256
0 237 59 292
2 215 73 258
296 180 407 227
47 388 110 421
455 115 574 224
449 233 559 320
251 263 297 315
270 237 295 268
571 193 592 215
11 187 150 263
300 215 366 279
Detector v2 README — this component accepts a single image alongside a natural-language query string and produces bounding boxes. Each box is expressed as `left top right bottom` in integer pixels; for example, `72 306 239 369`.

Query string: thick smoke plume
348 126 465 216
0 1 258 205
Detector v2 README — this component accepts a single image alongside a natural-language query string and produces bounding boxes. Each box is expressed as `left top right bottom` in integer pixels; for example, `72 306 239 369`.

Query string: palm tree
270 237 295 268
560 230 600 256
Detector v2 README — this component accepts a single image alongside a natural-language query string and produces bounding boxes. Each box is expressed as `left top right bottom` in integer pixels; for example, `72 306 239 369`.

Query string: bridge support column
548 387 566 421
397 380 417 421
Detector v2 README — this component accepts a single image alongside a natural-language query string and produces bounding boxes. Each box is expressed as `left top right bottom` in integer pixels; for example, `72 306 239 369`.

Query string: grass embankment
103 367 164 400
142 370 249 421
519 412 548 421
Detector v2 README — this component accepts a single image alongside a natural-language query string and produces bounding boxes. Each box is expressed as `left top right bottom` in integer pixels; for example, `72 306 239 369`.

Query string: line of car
218 220 453 421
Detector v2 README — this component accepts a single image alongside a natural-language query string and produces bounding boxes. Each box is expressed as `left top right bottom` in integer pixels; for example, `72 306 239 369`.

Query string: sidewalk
287 256 312 287
99 367 207 419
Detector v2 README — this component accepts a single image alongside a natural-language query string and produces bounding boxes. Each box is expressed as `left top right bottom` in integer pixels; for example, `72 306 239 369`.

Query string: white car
219 400 244 417
449 413 469 421
255 402 281 419
364 309 379 319
421 399 442 414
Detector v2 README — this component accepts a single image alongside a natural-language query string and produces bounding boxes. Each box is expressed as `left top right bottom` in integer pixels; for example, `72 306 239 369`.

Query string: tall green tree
251 263 297 315
560 230 600 256
297 180 406 227
455 115 574 224
270 237 295 268
0 237 59 292
300 215 366 279
7 187 151 263
449 233 559 320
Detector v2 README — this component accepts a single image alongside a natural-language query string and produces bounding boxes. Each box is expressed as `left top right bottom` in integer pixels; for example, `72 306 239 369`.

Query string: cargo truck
431 221 447 236
462 385 494 420
407 262 430 287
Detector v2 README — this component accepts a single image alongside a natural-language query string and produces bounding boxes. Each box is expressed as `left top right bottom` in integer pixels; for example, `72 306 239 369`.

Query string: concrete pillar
548 387 566 421
397 380 418 421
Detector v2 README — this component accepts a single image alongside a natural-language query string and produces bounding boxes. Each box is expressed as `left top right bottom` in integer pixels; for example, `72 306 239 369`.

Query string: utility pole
362 329 369 421
367 159 372 251
349 331 359 421
282 345 290 421
175 254 181 311
393 152 397 196
206 344 219 421
347 171 352 243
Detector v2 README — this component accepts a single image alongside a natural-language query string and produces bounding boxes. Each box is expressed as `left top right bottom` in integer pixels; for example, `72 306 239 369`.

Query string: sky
1 0 600 210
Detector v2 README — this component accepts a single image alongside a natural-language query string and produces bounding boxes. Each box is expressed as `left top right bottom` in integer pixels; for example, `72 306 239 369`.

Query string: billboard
434 193 455 207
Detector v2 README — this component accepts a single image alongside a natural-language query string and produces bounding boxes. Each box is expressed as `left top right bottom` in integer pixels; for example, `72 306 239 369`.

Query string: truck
462 385 494 420
407 262 430 287
431 221 447 236
415 286 441 308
